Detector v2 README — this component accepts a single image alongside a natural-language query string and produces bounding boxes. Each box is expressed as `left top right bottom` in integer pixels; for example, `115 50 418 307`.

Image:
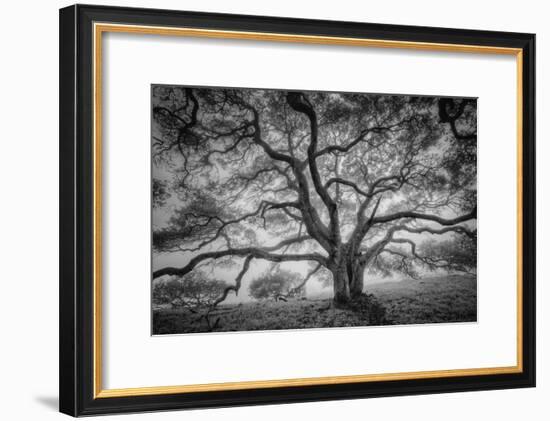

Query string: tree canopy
152 86 477 305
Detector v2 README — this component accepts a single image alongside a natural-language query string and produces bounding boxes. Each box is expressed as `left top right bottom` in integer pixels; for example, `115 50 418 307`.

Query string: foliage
152 190 230 252
248 269 305 301
152 277 184 305
419 232 477 273
368 230 477 279
152 178 170 208
152 273 227 308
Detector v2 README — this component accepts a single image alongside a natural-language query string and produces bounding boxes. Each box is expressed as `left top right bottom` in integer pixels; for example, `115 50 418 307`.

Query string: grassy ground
152 274 476 334
368 274 477 325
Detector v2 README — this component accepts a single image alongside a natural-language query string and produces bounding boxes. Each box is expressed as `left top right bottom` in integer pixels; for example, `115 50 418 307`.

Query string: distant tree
152 277 185 306
152 87 477 306
419 231 477 273
248 269 312 301
152 273 227 308
153 273 230 331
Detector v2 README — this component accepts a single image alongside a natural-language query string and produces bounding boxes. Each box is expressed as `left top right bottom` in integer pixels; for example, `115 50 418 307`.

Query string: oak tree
152 87 477 306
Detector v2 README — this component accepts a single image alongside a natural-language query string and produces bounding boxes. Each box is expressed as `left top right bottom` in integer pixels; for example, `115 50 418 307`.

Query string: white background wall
0 0 546 419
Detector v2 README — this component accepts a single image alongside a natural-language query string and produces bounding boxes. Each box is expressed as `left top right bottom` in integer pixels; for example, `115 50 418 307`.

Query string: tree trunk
332 265 351 306
349 261 366 298
331 259 366 305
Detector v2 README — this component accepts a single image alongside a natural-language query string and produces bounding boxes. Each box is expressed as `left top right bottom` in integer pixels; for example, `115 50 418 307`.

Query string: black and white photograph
151 86 477 335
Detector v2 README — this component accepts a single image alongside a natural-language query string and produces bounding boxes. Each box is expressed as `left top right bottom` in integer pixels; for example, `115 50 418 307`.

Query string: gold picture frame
60 4 535 416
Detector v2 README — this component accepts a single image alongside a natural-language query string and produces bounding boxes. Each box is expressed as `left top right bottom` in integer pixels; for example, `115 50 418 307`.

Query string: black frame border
59 4 536 417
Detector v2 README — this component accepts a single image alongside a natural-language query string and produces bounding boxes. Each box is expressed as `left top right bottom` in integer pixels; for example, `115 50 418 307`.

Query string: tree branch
212 256 253 306
324 177 369 197
372 206 477 226
438 98 476 141
153 238 325 279
381 239 468 272
237 94 332 250
286 92 339 241
286 263 322 297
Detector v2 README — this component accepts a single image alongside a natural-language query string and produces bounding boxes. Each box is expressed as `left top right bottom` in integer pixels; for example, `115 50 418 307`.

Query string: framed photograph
59 4 535 417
